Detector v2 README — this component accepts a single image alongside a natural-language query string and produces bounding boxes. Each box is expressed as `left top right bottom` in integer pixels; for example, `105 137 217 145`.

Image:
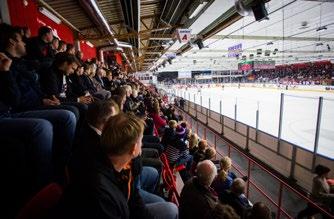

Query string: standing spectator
25 26 53 63
297 165 334 218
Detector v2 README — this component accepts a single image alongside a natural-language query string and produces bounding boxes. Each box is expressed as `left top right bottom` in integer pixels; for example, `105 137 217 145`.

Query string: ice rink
173 86 334 159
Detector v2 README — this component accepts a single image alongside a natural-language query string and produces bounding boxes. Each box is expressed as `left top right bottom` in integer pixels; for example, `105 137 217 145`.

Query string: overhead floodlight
316 26 327 32
189 2 208 19
39 7 61 24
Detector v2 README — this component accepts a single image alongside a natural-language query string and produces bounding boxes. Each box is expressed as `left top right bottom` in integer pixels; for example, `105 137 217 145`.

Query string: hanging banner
176 29 192 43
228 43 242 57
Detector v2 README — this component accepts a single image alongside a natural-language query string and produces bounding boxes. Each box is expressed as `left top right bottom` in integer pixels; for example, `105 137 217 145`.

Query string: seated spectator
220 178 252 218
68 99 119 185
189 133 199 155
69 65 89 97
180 121 190 140
66 43 75 55
89 67 111 100
165 125 191 166
161 120 177 146
50 37 59 58
103 70 114 91
179 160 218 219
193 140 208 163
0 26 77 182
58 113 178 219
247 202 271 219
205 147 216 160
149 101 167 135
75 51 84 65
211 203 240 219
57 40 67 53
0 116 53 218
212 156 237 194
40 52 93 115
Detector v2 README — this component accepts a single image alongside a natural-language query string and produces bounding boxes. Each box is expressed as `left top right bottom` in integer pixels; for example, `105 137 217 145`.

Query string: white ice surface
173 87 334 159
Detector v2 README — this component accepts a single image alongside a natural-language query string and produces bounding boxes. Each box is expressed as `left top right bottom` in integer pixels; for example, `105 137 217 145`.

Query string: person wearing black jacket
0 24 77 183
39 52 92 120
69 65 89 97
58 113 178 219
25 26 54 69
40 52 92 104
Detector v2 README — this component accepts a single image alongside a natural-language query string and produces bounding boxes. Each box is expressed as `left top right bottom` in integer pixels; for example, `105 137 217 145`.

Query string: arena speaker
235 0 268 21
251 1 268 21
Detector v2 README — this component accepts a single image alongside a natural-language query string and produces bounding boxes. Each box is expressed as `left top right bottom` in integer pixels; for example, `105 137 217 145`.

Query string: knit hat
175 125 185 136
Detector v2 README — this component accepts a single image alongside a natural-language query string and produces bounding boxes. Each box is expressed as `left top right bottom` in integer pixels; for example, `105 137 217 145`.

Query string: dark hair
86 99 119 127
52 37 59 43
53 52 78 67
66 43 74 52
0 23 21 52
249 202 271 219
211 204 240 219
314 164 330 176
38 26 52 38
110 95 123 109
58 40 66 50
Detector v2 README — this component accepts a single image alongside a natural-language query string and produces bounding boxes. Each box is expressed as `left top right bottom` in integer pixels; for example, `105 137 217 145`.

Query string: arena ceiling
37 0 334 72
156 0 334 72
37 0 220 72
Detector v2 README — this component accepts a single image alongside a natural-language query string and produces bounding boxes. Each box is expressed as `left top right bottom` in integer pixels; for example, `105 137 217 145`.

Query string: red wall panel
7 0 74 43
80 41 97 61
115 53 123 65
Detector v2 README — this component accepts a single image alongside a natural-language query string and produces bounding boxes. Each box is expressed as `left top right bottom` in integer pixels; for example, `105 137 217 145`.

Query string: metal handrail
176 105 334 219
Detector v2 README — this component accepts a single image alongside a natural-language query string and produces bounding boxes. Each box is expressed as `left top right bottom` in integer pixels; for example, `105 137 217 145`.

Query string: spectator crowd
1 22 332 219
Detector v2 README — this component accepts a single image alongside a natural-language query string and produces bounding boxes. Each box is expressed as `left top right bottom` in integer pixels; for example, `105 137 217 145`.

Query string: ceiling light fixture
189 2 208 19
86 41 94 48
316 42 323 46
39 7 61 24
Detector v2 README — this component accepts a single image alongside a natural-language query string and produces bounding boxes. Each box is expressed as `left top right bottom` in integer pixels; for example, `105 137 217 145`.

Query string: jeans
0 117 54 219
136 166 165 204
0 118 53 190
7 109 77 183
146 202 179 219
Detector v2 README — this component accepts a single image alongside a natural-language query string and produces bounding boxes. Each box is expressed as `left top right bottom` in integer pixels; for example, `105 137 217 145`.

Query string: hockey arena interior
0 0 333 218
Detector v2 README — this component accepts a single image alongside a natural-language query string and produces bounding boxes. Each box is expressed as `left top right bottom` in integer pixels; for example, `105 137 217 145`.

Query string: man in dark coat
179 160 218 219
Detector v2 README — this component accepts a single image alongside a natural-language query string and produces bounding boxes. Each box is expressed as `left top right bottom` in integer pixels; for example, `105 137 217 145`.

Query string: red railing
176 106 334 219
160 153 180 206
